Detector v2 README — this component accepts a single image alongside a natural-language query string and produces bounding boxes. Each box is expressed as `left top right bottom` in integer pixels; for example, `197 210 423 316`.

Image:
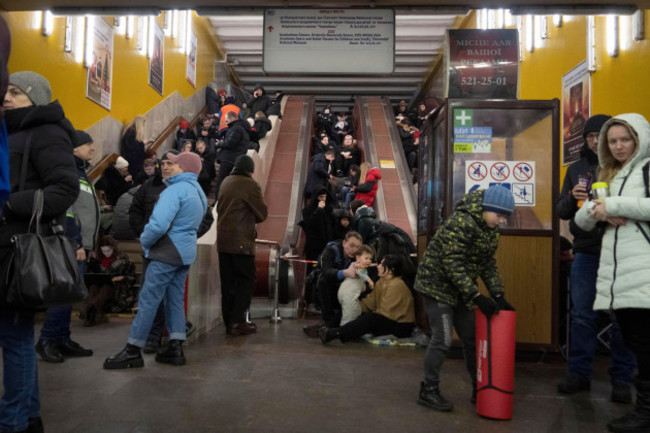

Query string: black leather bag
5 189 87 308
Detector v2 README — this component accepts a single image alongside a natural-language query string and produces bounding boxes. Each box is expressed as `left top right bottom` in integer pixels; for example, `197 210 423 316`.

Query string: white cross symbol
455 110 471 126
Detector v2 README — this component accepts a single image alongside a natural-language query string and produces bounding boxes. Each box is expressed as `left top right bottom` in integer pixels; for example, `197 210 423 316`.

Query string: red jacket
354 167 382 207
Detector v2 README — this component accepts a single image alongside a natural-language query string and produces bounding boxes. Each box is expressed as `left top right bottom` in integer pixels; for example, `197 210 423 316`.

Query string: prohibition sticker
468 161 488 181
490 162 510 181
513 162 533 182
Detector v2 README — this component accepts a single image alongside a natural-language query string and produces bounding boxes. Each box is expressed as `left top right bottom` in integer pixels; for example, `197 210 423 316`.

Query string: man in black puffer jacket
214 111 250 201
1 71 79 433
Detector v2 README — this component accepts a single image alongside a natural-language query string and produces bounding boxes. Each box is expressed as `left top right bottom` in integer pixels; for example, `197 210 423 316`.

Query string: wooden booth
418 99 560 349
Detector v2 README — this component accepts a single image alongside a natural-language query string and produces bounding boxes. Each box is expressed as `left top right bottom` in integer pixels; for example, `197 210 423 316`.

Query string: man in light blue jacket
104 152 207 369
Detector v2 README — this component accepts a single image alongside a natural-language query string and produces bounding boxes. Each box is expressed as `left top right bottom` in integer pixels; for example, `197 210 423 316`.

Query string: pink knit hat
167 152 202 175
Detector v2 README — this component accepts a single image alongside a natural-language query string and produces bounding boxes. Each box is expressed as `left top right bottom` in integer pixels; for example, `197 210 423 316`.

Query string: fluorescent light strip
42 10 54 36
606 15 619 57
587 16 596 71
526 15 534 52
84 15 94 68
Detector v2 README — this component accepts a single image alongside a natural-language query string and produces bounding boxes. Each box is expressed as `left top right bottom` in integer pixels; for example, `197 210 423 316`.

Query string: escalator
355 97 417 240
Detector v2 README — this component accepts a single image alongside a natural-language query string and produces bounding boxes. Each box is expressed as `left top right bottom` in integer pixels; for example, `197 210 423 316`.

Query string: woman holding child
319 254 415 344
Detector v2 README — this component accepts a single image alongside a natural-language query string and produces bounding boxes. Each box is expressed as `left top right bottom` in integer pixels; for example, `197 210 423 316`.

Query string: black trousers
318 281 342 328
339 312 414 342
219 253 256 330
214 160 235 202
616 308 650 380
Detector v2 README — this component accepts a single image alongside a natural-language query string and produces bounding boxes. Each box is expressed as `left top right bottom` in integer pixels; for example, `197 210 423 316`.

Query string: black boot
35 340 64 363
608 380 650 433
143 338 161 354
103 344 144 369
155 340 186 366
319 326 340 345
417 381 453 412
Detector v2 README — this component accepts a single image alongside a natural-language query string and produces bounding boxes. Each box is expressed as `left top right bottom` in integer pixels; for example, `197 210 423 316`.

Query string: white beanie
114 156 129 169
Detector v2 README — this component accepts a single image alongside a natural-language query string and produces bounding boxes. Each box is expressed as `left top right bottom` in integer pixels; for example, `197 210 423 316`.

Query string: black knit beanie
583 114 612 139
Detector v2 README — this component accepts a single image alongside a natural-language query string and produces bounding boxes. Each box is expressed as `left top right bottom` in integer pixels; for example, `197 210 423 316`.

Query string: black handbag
5 189 87 309
3 130 87 308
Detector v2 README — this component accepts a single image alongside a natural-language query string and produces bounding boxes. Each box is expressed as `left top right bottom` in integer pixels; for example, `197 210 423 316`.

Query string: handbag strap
27 189 44 235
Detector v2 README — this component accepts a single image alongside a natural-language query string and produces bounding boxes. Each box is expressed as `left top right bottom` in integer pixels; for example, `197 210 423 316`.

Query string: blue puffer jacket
141 172 207 266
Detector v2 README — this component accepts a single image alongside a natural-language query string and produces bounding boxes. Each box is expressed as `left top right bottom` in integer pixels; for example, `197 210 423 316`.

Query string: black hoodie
557 142 604 253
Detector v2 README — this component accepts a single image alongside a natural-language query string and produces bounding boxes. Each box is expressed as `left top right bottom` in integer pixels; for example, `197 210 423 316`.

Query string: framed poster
186 32 197 88
561 60 590 166
149 22 164 95
445 29 519 100
85 18 114 110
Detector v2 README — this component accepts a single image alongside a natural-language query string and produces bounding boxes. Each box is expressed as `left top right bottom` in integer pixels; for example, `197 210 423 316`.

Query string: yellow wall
513 12 650 183
3 11 219 129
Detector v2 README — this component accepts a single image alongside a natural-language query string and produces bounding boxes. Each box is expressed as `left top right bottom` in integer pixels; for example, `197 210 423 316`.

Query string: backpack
366 221 417 288
303 241 341 307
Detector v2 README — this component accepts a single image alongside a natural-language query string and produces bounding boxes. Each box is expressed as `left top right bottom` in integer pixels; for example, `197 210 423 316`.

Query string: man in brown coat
217 154 268 336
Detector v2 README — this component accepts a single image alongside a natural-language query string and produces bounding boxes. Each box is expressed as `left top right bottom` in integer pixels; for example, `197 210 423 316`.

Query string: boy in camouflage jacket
414 185 515 412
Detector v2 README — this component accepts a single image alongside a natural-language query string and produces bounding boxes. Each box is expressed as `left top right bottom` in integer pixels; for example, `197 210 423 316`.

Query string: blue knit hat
482 185 515 216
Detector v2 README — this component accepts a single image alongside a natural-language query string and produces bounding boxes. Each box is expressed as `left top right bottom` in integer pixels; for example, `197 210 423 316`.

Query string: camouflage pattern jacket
414 190 504 309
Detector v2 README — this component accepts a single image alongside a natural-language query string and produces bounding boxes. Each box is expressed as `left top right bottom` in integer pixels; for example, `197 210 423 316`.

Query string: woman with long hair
121 115 150 177
354 161 382 207
575 113 650 433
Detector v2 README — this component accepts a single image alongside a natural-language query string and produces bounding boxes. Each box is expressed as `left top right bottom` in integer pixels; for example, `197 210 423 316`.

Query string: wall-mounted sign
445 29 519 100
85 18 114 110
186 32 197 88
148 22 164 95
263 8 394 74
465 160 536 206
561 60 590 166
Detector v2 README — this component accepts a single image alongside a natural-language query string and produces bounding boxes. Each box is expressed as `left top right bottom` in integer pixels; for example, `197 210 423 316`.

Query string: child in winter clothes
337 245 375 325
414 184 516 412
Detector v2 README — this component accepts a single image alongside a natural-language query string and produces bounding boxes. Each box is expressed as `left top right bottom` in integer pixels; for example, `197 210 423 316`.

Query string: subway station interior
1 0 650 432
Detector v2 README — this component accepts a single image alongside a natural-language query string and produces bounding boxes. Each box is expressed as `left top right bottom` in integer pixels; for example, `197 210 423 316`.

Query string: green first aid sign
454 109 473 127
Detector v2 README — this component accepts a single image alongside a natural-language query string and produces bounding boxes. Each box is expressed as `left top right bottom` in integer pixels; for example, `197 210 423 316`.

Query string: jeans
127 261 189 347
568 252 636 383
39 260 87 344
615 309 650 381
341 186 355 209
423 297 476 387
0 309 39 433
142 258 165 343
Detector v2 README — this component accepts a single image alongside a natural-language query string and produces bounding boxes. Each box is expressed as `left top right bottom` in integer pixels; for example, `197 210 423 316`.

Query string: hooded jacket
575 113 650 311
253 117 272 140
249 85 271 116
141 172 207 266
216 167 268 256
1 103 79 255
557 142 604 253
216 118 250 164
304 153 332 199
354 167 382 207
414 189 505 308
299 190 335 260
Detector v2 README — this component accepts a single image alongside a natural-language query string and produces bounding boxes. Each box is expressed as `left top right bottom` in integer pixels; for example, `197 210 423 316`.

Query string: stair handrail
88 106 208 182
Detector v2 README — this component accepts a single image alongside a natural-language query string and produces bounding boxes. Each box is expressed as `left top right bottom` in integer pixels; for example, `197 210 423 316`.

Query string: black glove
493 295 515 311
473 294 498 318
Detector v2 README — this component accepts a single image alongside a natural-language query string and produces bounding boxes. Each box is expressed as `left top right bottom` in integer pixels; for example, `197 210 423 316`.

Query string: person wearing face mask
82 235 136 327
414 184 516 412
1 71 79 433
35 130 98 364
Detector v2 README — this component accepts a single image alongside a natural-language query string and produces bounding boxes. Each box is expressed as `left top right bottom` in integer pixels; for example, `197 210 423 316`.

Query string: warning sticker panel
465 160 536 206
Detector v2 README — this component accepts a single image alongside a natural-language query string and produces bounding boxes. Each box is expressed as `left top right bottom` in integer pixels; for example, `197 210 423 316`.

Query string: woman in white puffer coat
575 113 650 433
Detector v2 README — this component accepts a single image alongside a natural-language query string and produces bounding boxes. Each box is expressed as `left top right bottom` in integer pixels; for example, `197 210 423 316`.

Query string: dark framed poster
148 22 164 95
445 29 519 100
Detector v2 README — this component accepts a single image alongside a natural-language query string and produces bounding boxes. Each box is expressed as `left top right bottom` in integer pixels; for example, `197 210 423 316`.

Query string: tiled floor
29 316 626 432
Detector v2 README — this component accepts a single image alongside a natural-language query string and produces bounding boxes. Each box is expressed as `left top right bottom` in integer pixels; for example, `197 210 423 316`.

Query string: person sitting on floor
337 244 375 326
320 254 415 344
81 235 137 327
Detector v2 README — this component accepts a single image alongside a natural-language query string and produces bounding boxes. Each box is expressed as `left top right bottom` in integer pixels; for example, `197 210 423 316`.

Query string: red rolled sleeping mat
475 309 516 420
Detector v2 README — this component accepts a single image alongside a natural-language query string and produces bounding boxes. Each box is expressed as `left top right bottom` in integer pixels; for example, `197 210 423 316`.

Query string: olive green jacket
414 190 504 309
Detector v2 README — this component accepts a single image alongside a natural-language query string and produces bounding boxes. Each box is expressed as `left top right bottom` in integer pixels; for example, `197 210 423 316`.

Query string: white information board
263 8 395 74
465 160 536 206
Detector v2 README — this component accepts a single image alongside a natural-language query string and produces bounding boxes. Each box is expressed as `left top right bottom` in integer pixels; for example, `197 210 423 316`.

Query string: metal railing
254 239 282 323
